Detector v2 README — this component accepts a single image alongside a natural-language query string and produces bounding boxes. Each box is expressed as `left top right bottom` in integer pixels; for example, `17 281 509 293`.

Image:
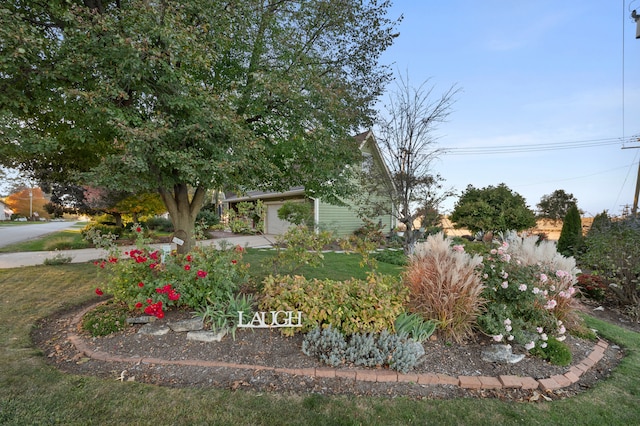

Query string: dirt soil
30 298 638 402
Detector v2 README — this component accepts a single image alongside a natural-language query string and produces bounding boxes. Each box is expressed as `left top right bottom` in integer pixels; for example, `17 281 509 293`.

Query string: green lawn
0 262 638 425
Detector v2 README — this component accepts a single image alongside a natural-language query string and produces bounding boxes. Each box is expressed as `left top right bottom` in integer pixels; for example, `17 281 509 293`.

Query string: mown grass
0 262 639 425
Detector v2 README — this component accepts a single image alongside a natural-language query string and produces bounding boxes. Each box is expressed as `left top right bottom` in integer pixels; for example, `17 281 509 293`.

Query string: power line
441 136 635 155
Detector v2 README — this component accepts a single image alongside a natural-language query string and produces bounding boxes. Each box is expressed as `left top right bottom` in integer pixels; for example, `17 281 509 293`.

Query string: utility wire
441 136 635 155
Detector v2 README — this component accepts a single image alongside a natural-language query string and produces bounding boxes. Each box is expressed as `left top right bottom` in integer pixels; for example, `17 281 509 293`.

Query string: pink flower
493 334 503 342
184 264 191 271
544 299 557 310
539 273 548 283
518 284 527 291
501 281 508 289
452 245 464 252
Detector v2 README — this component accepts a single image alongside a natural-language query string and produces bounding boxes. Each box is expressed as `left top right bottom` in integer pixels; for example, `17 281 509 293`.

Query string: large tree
537 189 578 220
0 0 399 252
352 75 458 254
450 183 537 236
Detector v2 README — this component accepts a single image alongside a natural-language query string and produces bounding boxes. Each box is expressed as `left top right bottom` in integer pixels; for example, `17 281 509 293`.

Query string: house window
362 153 373 173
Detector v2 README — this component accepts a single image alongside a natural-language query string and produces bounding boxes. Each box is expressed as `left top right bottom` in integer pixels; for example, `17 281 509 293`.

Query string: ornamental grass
404 233 485 343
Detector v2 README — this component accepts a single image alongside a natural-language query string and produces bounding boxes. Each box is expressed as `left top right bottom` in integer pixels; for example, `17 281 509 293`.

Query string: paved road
0 234 276 269
0 221 84 248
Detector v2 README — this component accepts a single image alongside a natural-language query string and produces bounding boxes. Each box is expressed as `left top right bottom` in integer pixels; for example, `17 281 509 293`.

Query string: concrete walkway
0 234 277 269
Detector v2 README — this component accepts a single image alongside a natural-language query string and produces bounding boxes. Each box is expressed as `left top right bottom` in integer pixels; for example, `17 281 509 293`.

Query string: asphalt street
0 221 84 248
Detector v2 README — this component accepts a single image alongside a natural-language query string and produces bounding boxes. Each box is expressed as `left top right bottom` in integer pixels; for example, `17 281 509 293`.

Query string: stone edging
67 303 608 392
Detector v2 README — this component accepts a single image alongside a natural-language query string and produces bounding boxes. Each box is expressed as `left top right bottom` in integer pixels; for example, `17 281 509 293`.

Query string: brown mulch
30 298 635 401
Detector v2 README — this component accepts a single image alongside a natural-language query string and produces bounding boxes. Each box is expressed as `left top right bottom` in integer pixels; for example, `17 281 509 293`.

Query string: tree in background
4 187 49 219
450 183 536 236
352 75 459 254
537 189 578 220
557 204 583 257
0 1 399 253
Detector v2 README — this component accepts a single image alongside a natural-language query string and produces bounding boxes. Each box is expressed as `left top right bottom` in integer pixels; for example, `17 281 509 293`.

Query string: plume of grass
404 233 485 343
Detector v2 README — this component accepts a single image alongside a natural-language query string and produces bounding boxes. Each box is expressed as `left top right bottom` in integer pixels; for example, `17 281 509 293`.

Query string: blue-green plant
394 312 436 342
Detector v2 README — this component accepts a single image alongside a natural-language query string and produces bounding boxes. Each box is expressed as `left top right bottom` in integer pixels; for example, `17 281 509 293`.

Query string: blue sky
378 0 640 216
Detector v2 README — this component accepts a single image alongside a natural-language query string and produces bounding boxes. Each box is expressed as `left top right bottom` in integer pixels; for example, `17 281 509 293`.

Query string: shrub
94 226 249 327
82 302 131 337
576 274 608 301
277 201 313 226
578 214 639 310
144 217 174 232
372 249 407 266
557 205 583 256
529 337 572 366
259 273 408 336
477 235 581 356
301 327 421 373
196 204 221 227
268 225 334 275
82 222 125 240
43 252 73 265
352 218 387 245
404 232 485 343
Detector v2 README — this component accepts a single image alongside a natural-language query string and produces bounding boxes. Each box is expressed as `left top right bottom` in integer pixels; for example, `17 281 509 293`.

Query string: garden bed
32 301 624 401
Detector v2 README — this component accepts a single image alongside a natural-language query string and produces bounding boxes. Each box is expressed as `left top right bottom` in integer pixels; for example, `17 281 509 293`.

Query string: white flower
525 341 535 350
539 273 548 283
536 327 544 333
544 299 557 310
501 281 509 289
532 287 540 294
558 325 566 334
501 270 508 279
557 335 566 342
505 325 512 332
503 318 512 325
541 342 548 348
507 335 514 341
518 284 527 291
541 333 548 341
493 334 503 342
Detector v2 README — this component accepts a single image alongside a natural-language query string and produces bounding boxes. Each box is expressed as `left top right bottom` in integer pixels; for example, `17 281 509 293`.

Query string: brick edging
65 302 609 392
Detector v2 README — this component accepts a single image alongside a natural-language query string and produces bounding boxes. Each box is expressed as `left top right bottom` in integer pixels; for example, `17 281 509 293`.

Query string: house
0 200 13 221
224 130 396 236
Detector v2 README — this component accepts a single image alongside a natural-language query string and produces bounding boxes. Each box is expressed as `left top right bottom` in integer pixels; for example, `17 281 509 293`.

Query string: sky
377 0 640 217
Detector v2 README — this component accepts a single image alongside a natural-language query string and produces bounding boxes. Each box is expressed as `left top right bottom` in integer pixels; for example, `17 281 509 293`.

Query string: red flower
136 227 142 233
186 255 192 262
150 251 159 260
138 281 144 287
108 256 118 263
135 302 143 309
95 288 103 296
168 290 180 301
184 264 191 271
196 270 208 278
231 259 237 265
235 245 244 253
149 263 157 269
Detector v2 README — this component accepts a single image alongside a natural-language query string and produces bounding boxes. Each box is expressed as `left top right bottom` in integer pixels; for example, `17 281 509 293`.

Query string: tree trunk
159 184 206 254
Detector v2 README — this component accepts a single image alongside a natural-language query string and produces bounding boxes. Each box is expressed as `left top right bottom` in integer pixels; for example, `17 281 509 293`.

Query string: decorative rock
481 344 525 364
126 316 156 324
138 323 171 336
187 329 227 342
168 318 204 332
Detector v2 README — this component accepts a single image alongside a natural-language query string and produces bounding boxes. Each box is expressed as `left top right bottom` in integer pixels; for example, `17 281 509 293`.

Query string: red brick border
65 302 610 393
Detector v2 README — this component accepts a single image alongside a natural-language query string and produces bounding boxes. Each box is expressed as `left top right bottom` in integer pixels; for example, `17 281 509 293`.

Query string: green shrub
259 273 408 336
557 205 583 256
144 216 174 232
277 201 313 226
268 225 334 275
82 222 125 240
372 249 407 266
476 234 582 357
578 214 639 309
529 337 572 366
43 252 73 265
82 302 131 337
352 218 387 245
94 227 249 328
196 208 220 228
404 233 485 343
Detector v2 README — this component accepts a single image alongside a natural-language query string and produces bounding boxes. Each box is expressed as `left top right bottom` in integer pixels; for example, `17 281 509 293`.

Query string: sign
237 311 303 328
172 237 184 246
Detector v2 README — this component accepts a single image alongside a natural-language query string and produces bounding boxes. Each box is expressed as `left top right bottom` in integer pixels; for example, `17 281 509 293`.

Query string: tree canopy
0 0 399 251
450 183 536 235
537 189 578 220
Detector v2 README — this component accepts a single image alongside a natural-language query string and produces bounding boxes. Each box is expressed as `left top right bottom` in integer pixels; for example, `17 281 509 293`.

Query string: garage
265 202 293 235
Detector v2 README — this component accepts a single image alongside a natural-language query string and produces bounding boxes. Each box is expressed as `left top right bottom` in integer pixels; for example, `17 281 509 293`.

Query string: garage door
265 202 293 235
